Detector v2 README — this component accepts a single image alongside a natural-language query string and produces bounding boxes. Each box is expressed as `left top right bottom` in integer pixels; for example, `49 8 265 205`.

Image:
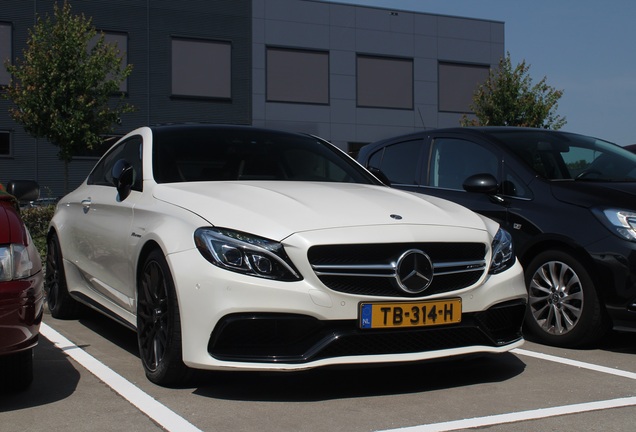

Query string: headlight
194 227 302 281
0 244 34 282
593 208 636 241
489 228 515 274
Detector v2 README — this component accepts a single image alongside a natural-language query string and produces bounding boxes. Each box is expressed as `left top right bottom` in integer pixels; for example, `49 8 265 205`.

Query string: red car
0 181 45 391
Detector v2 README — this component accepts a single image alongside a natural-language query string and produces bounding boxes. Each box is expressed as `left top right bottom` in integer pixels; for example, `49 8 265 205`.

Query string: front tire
45 233 81 319
524 250 608 347
137 249 190 386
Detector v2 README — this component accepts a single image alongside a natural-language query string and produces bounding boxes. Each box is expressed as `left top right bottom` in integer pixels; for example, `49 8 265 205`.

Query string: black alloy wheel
524 250 608 347
45 233 80 319
137 249 189 386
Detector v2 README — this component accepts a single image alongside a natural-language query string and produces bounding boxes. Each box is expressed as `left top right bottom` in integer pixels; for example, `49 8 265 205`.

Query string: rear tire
524 250 608 347
137 249 190 386
45 233 81 319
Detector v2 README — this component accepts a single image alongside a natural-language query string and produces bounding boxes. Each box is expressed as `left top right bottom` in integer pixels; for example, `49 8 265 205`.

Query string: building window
357 55 413 109
172 38 231 99
103 32 129 93
266 47 329 104
0 131 11 156
438 62 490 113
1 22 11 86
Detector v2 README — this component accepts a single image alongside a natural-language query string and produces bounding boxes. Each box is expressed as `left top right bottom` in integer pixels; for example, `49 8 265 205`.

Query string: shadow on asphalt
523 329 636 354
191 352 527 402
598 330 636 354
0 337 80 411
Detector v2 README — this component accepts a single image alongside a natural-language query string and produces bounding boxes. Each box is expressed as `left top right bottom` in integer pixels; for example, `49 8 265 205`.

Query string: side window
88 136 143 191
501 169 531 199
430 138 498 190
370 140 422 185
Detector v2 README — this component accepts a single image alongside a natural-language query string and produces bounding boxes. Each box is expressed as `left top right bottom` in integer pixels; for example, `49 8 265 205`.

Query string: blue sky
328 0 636 145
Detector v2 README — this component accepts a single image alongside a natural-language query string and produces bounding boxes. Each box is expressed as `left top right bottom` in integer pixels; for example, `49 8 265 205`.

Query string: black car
358 127 636 347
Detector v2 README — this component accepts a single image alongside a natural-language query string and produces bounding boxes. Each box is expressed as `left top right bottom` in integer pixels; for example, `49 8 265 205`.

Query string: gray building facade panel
254 0 504 150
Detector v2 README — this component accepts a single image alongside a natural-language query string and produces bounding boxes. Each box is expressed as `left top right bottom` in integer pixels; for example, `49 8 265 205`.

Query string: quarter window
88 136 143 191
369 140 422 185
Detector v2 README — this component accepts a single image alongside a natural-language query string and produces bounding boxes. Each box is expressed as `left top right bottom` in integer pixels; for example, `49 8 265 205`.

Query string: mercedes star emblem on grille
395 249 434 294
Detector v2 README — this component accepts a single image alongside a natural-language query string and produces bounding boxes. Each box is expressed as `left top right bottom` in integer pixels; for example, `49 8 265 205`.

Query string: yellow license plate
359 298 462 329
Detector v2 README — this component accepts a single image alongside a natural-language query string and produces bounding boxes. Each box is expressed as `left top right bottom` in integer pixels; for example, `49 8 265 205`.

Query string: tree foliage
461 52 566 129
3 1 134 184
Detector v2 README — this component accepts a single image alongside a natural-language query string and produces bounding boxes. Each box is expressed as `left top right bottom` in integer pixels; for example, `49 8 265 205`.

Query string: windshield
489 130 636 182
151 127 380 185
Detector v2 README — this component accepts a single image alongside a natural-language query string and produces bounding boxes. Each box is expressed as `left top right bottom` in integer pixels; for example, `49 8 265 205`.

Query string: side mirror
463 173 499 194
368 167 391 186
111 159 134 201
6 180 40 202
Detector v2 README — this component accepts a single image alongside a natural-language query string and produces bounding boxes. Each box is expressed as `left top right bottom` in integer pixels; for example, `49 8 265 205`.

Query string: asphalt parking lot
1 310 635 432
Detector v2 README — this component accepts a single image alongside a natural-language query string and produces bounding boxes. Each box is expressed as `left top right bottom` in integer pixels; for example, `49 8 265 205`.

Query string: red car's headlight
0 244 34 282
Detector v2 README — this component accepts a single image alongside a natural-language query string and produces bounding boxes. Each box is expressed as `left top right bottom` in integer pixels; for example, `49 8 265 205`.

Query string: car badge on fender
395 249 433 294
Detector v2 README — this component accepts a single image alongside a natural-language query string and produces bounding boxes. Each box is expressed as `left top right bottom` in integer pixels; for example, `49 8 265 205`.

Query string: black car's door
416 133 532 239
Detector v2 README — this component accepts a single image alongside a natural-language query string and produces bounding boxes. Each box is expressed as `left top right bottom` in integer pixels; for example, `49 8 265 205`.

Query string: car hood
551 181 636 209
153 181 486 241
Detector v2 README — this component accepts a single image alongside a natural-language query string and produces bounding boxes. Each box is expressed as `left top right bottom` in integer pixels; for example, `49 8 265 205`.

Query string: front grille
308 242 487 297
208 300 526 363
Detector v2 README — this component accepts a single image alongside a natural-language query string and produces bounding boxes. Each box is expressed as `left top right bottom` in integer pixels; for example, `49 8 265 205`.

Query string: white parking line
513 348 636 380
377 348 636 432
377 397 636 432
40 323 203 432
41 324 636 432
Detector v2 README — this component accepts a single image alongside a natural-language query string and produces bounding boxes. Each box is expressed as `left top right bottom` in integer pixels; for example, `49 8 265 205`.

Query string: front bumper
168 244 527 371
208 300 526 363
0 272 45 355
587 235 636 331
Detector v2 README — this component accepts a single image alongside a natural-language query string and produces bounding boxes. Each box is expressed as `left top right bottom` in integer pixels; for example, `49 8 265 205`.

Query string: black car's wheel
45 233 81 319
524 250 608 347
0 348 33 392
137 249 190 386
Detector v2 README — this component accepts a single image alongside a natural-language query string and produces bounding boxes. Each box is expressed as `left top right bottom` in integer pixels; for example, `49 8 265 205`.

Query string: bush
21 205 55 260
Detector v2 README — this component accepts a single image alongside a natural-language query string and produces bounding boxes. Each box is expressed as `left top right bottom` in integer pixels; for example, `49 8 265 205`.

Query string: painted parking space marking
40 323 203 432
377 347 636 432
513 348 636 380
40 325 635 432
377 397 636 432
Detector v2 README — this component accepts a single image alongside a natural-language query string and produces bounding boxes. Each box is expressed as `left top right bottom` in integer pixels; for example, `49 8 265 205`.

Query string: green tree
3 1 134 191
461 52 566 129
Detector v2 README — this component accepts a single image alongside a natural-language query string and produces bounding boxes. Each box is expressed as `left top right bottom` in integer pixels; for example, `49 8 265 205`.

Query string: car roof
149 123 316 140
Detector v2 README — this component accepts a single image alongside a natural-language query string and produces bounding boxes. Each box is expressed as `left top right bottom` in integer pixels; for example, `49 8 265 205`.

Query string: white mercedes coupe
46 124 527 386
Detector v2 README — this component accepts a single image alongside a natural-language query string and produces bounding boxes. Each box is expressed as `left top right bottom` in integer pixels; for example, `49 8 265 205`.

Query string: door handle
81 198 92 214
